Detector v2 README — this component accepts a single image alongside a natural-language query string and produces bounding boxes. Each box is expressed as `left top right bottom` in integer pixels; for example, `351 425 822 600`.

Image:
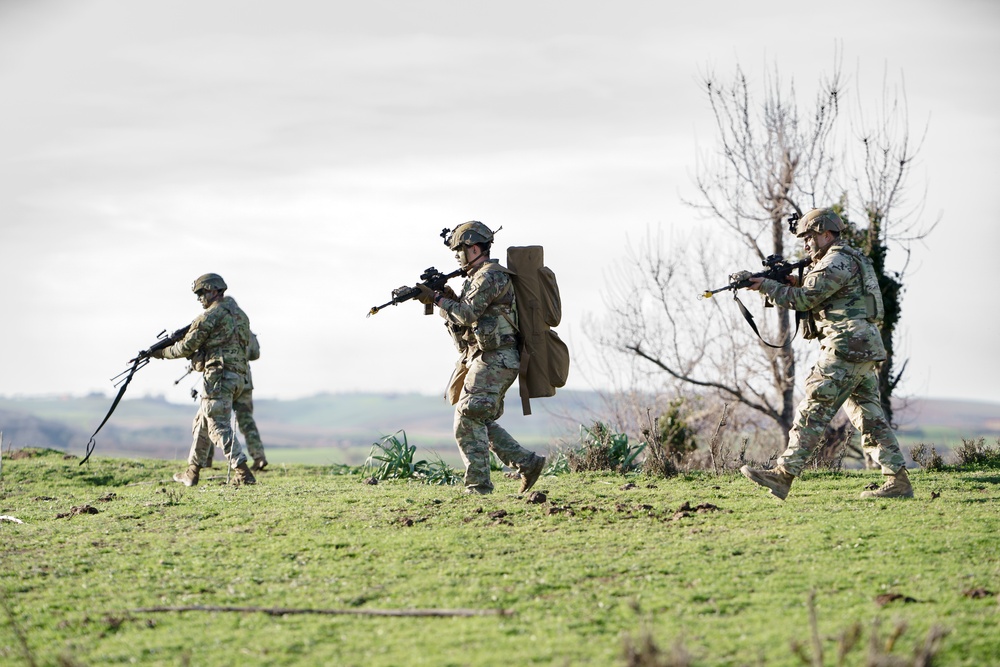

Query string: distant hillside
0 391 607 465
894 397 1000 432
0 392 996 465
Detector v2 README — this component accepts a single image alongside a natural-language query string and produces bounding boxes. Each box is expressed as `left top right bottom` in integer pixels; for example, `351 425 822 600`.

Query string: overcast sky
1 0 998 407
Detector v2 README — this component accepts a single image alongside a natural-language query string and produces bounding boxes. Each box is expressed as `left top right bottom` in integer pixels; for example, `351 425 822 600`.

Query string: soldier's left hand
415 284 435 305
729 270 753 285
149 348 166 359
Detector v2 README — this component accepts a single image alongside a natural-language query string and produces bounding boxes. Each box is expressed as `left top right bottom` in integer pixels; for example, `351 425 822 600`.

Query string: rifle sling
732 262 806 350
80 357 143 465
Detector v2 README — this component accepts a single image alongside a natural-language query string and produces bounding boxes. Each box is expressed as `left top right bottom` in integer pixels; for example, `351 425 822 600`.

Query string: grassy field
1 450 998 666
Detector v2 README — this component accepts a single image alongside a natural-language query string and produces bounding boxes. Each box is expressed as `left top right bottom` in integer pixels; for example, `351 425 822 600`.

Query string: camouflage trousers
777 350 904 476
454 349 537 492
188 370 249 469
233 388 265 460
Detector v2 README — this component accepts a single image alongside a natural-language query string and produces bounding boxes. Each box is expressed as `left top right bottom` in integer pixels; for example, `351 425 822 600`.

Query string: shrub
807 421 851 471
910 443 945 470
953 437 1000 469
641 401 698 478
568 422 645 474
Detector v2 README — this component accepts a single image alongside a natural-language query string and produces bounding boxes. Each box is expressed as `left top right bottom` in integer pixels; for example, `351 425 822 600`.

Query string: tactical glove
149 348 167 359
415 284 435 305
440 285 458 301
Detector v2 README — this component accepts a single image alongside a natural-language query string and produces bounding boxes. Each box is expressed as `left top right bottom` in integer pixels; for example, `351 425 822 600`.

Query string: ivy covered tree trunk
840 207 906 428
864 212 905 428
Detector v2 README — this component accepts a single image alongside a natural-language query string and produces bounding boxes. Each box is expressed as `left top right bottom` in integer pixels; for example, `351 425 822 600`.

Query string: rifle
81 325 190 464
367 267 465 317
700 255 811 298
700 255 811 349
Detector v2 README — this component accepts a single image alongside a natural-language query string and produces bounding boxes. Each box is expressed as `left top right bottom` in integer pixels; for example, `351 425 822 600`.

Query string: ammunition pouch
471 314 517 352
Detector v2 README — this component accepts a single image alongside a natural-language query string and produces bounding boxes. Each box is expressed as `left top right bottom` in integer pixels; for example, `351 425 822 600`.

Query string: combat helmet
192 273 228 293
794 208 844 237
442 221 495 251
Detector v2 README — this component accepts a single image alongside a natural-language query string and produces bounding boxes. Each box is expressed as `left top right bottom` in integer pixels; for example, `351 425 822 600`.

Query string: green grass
1 450 998 666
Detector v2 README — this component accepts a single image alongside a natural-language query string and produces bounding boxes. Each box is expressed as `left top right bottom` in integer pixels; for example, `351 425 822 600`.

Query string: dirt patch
874 593 917 607
56 505 99 519
525 491 547 504
488 509 512 526
398 516 427 527
963 587 994 599
670 501 723 521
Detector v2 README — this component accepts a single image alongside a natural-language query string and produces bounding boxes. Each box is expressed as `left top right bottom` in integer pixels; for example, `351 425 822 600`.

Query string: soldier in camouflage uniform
235 348 268 471
206 332 268 471
736 208 912 500
413 221 546 495
150 273 257 486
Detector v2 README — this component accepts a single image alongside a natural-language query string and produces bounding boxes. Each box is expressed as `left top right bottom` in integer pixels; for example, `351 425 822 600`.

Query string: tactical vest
201 297 251 375
815 245 884 325
458 262 518 353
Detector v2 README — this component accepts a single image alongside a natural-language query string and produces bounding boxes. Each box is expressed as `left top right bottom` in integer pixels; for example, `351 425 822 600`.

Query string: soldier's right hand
440 285 458 301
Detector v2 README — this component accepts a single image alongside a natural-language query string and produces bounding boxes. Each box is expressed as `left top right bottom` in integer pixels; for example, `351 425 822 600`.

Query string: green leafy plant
421 454 461 486
568 422 645 474
364 431 425 480
362 431 460 485
543 451 570 477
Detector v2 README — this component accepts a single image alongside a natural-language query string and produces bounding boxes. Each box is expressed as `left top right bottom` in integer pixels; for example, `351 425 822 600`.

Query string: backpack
506 245 570 415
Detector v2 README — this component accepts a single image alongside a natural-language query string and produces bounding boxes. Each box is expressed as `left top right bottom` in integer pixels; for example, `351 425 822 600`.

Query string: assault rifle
700 255 811 298
700 255 811 349
81 325 190 464
368 267 465 317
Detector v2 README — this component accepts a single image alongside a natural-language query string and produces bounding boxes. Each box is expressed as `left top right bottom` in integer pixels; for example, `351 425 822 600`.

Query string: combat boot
173 464 200 487
232 462 257 486
740 464 795 500
251 457 268 472
860 467 913 498
519 455 547 493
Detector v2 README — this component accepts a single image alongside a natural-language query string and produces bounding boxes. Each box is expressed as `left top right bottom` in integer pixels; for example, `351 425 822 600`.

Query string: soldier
413 221 546 495
235 333 268 471
205 331 268 471
736 208 912 500
150 273 257 486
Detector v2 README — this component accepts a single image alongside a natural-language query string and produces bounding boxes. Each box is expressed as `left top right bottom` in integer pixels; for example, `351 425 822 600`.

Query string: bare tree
840 66 937 426
592 57 933 444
